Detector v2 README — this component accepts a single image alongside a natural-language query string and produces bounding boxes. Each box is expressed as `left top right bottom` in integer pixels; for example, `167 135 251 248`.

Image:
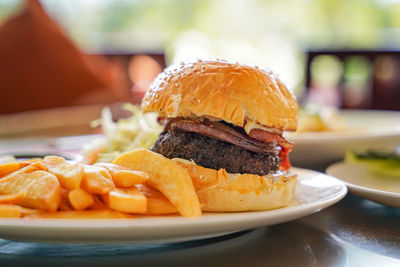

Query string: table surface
0 136 399 267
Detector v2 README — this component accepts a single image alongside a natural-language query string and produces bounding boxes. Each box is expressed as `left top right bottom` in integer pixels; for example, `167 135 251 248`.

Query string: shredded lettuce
83 104 163 162
345 150 400 178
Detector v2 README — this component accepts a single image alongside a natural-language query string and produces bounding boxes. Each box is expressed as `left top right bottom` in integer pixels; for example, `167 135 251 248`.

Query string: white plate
0 168 346 244
285 110 400 168
327 161 400 208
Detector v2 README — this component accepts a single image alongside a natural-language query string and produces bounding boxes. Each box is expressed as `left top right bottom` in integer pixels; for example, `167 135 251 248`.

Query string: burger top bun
141 59 298 131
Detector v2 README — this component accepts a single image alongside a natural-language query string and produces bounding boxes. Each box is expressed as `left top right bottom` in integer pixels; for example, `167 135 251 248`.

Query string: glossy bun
141 60 298 131
175 159 297 211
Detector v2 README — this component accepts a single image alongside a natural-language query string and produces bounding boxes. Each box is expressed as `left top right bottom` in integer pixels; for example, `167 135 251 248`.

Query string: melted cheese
244 120 282 135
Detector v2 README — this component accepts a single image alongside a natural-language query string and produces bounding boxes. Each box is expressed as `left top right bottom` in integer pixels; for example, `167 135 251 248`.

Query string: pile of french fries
0 149 201 219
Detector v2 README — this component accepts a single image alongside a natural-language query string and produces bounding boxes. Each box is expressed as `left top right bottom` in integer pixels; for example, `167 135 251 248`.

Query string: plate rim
0 167 347 229
326 161 400 199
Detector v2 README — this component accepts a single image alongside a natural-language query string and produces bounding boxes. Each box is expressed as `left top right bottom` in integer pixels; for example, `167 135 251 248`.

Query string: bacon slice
165 118 293 171
249 128 293 149
248 129 294 170
165 118 294 170
167 119 280 155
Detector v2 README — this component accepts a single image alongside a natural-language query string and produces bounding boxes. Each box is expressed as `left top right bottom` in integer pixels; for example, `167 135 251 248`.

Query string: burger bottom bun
173 158 297 212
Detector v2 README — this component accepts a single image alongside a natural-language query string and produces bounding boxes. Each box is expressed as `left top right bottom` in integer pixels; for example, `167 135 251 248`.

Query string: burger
141 60 299 212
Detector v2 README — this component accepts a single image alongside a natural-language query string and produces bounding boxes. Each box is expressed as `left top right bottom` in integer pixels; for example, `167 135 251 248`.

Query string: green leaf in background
345 150 400 179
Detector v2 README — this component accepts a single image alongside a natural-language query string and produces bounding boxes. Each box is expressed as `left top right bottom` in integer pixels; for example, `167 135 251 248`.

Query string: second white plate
327 161 400 208
0 168 346 244
285 110 400 168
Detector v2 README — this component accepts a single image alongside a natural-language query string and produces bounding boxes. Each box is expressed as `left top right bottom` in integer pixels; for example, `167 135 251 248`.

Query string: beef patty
151 129 281 176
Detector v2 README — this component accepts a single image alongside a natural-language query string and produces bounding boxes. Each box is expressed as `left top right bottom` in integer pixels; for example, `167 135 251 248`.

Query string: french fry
26 209 134 219
0 204 41 218
113 149 201 217
0 191 26 205
81 147 104 165
59 188 72 211
0 170 61 212
174 159 227 191
94 163 149 187
43 156 83 190
0 204 22 217
0 162 21 178
19 158 42 167
88 198 109 210
68 189 94 210
20 206 41 216
102 187 147 214
59 201 73 211
136 184 177 215
81 165 115 195
2 161 46 179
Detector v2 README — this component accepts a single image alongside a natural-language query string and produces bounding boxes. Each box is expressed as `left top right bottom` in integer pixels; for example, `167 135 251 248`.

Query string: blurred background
1 0 400 135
